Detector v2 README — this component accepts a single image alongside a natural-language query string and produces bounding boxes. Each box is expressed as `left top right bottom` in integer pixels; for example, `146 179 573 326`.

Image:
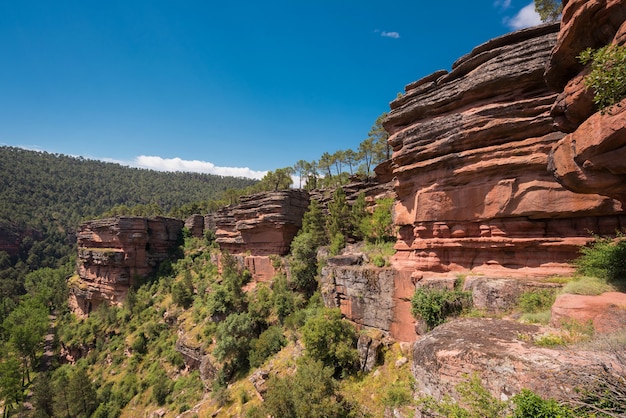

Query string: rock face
208 190 310 284
71 216 183 316
551 292 626 334
547 0 626 202
411 318 623 403
214 190 310 257
384 23 625 280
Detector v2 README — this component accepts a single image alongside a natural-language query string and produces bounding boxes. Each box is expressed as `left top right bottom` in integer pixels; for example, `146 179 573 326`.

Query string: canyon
67 0 626 409
72 10 626 341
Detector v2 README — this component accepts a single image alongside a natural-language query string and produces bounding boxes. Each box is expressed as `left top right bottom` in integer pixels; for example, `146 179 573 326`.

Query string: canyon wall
547 0 626 202
71 216 183 317
384 23 625 283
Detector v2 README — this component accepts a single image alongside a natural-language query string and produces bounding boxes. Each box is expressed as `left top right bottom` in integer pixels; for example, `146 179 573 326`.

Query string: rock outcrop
384 23 625 281
411 318 624 403
551 292 626 334
547 0 626 202
71 216 183 316
214 190 310 257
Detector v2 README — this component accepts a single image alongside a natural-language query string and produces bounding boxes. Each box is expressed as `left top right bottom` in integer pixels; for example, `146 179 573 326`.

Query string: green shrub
301 308 358 375
520 311 552 325
372 254 386 267
561 276 614 295
360 197 396 243
518 289 556 314
511 389 574 417
289 232 319 295
579 45 626 113
575 235 626 284
456 373 507 418
262 358 350 418
411 287 472 330
248 325 286 368
152 377 171 406
382 380 413 408
329 232 346 256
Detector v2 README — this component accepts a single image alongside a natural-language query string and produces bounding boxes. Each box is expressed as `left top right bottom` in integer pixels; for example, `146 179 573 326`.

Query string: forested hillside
0 146 256 302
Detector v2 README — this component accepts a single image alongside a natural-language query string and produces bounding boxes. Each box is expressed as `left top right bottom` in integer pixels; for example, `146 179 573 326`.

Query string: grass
534 319 595 347
520 310 552 325
363 241 396 267
560 275 616 296
340 343 415 416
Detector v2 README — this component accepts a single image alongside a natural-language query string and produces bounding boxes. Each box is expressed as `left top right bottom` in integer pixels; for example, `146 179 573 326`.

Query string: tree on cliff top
534 0 562 22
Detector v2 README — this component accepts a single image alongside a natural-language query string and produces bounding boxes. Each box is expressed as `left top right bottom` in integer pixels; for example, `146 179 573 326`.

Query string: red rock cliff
71 216 183 316
384 23 625 281
214 190 310 257
208 190 310 283
547 0 626 202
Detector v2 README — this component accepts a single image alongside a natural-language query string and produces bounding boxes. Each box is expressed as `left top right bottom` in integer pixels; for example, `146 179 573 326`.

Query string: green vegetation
0 145 257 318
518 288 556 324
301 308 358 376
261 358 353 418
419 373 577 418
574 234 626 285
579 45 626 113
511 389 574 418
411 286 473 330
533 0 562 22
560 275 615 296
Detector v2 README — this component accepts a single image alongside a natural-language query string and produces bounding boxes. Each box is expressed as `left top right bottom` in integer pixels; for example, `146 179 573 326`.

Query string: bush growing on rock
574 234 626 285
411 287 472 330
579 45 626 113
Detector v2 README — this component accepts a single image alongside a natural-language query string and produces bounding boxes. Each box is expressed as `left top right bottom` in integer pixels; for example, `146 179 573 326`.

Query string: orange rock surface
384 23 625 281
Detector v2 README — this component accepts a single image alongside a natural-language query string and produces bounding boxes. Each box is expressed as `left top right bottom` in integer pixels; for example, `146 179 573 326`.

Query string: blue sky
0 1 542 179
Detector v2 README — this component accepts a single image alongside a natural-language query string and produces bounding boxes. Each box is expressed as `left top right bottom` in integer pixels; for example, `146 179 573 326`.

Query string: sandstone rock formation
411 318 624 403
71 216 183 317
551 292 626 334
214 190 310 257
384 23 625 281
547 0 626 202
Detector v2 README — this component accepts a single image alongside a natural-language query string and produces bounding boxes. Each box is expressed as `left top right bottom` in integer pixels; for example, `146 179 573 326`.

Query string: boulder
411 318 622 402
549 101 626 202
357 334 383 373
551 292 626 334
546 0 626 204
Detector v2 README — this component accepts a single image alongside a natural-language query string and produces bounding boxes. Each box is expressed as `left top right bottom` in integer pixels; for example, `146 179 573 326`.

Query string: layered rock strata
547 0 626 201
384 23 625 280
214 190 310 257
71 216 183 316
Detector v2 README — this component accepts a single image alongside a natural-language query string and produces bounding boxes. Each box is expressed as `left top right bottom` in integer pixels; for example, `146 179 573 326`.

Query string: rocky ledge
213 190 310 257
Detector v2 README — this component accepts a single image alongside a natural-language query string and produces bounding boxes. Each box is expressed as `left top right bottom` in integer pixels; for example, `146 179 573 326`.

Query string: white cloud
381 31 400 39
134 155 267 180
506 2 542 29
